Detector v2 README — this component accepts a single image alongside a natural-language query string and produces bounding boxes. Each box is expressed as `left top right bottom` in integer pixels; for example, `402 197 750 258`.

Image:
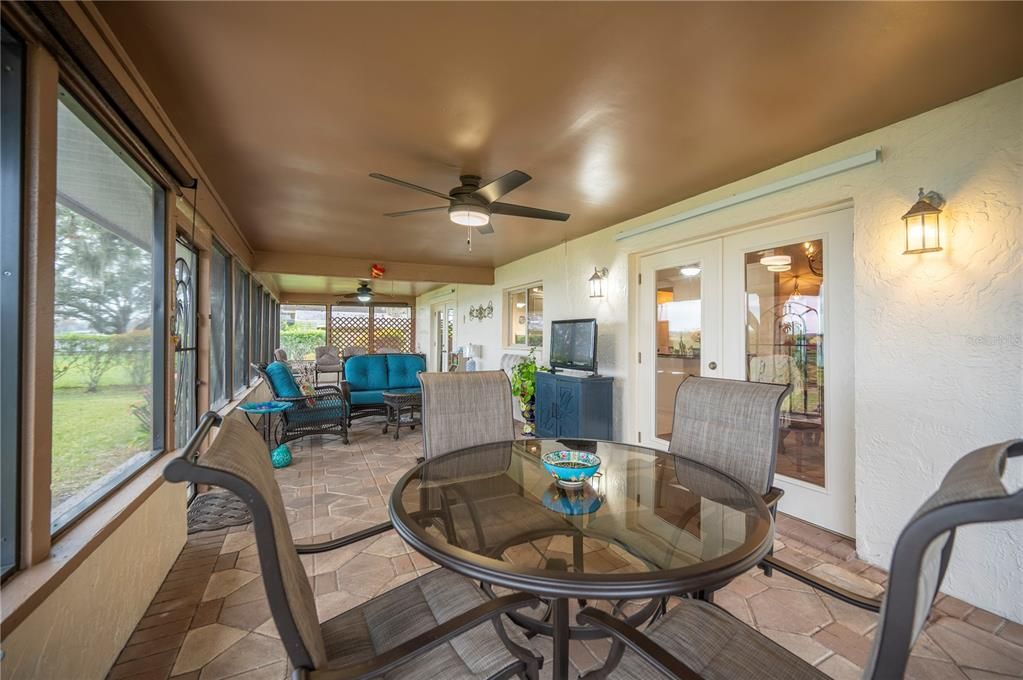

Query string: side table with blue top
238 400 293 468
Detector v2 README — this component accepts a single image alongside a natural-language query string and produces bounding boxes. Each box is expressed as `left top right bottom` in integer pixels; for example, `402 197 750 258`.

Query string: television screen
550 319 597 372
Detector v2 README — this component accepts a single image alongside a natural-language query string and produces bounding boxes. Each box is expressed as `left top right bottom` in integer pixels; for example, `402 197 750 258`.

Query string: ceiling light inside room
449 204 490 227
759 254 792 267
680 265 702 277
767 264 791 272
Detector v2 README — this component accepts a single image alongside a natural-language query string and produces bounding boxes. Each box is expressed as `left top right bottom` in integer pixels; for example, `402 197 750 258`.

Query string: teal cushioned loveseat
343 353 426 421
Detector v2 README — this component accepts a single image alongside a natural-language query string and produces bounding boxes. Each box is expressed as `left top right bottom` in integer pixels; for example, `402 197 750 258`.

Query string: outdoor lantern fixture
589 267 609 298
902 188 944 254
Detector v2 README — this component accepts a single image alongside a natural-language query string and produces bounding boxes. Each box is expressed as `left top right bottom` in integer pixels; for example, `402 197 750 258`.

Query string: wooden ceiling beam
253 251 494 286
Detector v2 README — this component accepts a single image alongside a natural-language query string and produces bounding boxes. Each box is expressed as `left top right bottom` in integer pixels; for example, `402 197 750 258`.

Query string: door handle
708 361 718 370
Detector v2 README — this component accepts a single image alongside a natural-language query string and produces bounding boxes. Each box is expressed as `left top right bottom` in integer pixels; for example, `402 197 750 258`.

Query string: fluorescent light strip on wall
615 148 881 241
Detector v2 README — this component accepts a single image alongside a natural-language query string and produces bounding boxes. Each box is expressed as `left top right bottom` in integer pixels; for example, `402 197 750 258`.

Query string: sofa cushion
387 354 426 389
344 355 389 391
349 387 420 406
266 361 302 398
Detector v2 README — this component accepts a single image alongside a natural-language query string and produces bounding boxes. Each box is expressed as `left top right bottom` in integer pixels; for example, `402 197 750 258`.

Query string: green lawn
51 385 149 509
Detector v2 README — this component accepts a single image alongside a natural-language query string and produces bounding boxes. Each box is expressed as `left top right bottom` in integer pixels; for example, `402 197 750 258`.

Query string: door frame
429 298 457 372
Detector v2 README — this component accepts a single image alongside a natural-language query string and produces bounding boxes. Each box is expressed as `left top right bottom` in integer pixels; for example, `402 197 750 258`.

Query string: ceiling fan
336 281 375 304
369 170 570 235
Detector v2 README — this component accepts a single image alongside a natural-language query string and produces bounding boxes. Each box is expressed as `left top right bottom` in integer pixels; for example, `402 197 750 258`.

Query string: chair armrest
576 607 705 680
303 592 540 680
761 555 883 612
295 521 392 554
763 486 784 509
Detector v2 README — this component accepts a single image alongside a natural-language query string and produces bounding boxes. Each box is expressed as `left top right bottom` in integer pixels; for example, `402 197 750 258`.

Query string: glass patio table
389 438 774 680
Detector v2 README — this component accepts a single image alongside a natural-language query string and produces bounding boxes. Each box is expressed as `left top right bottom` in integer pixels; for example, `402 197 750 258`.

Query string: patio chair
668 375 791 581
578 439 1023 679
255 361 349 445
274 348 289 362
165 412 543 680
419 370 516 460
314 345 343 384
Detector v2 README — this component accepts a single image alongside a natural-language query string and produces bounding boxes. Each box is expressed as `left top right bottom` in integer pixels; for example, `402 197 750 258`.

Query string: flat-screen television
550 318 598 373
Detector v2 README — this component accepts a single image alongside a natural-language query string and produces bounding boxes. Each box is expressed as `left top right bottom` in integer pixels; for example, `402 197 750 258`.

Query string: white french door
638 208 855 535
431 300 457 372
637 239 723 449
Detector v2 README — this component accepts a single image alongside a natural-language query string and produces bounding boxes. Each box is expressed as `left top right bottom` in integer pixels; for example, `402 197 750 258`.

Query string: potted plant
510 348 540 435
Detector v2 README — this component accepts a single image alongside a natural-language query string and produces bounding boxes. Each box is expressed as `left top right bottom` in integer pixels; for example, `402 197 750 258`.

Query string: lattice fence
328 306 414 355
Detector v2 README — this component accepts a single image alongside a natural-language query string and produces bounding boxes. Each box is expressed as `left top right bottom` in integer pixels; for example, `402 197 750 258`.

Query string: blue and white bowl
542 450 601 488
541 483 602 516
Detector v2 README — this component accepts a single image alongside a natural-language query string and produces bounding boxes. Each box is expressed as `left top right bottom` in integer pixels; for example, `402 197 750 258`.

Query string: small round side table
238 401 293 468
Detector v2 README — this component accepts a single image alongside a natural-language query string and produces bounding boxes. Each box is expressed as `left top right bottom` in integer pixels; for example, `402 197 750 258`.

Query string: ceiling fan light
679 265 702 277
449 204 490 227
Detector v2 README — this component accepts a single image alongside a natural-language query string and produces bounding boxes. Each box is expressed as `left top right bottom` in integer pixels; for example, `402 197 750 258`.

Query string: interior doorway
430 300 457 372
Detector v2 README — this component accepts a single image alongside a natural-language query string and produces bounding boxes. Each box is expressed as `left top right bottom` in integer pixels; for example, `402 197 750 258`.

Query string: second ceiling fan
369 170 570 235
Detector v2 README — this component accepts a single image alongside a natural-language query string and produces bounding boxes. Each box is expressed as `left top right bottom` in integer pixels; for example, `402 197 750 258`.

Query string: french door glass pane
655 263 703 440
527 286 543 347
744 239 825 487
51 90 162 531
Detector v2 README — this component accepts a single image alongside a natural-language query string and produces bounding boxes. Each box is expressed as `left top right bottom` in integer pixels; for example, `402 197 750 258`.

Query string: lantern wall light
589 267 609 298
902 188 945 254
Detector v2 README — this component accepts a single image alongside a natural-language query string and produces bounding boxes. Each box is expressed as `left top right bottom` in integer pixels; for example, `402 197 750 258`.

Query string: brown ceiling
271 274 440 299
98 1 1023 270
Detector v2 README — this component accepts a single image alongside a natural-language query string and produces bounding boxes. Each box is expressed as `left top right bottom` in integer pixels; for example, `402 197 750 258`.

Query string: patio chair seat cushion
266 360 302 398
349 387 419 406
321 568 534 679
610 599 826 680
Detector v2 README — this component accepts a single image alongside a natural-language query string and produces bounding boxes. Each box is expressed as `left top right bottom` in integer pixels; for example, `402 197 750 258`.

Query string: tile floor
108 420 1023 679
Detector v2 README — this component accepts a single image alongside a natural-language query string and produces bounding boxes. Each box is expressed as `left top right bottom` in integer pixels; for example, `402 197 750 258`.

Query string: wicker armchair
166 413 543 680
254 362 350 445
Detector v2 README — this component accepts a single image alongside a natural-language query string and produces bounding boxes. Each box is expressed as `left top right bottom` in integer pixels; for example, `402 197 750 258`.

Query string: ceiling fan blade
490 202 570 221
474 223 495 235
473 170 531 203
369 173 451 201
383 206 449 218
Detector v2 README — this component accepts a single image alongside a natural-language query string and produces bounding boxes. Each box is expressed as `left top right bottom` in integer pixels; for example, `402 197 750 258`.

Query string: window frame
2 24 25 578
504 282 545 349
49 84 168 537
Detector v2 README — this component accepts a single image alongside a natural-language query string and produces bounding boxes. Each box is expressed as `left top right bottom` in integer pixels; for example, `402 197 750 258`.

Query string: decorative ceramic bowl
542 450 601 488
541 483 602 516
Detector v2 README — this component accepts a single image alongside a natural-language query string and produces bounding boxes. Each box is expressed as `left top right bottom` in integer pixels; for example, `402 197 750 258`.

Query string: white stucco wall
416 78 1023 621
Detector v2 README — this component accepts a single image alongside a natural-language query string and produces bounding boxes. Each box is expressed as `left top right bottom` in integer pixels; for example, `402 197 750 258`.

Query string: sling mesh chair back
165 413 542 679
419 371 516 460
668 375 791 497
577 439 1023 679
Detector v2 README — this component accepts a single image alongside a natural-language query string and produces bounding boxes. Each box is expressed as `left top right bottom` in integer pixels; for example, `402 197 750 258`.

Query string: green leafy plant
510 348 539 407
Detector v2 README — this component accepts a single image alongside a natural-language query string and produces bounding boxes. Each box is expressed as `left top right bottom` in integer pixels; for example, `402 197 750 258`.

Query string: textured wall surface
417 78 1023 621
1 481 187 679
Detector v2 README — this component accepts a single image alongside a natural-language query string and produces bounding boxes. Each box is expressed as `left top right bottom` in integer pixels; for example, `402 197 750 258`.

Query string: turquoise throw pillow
266 361 302 398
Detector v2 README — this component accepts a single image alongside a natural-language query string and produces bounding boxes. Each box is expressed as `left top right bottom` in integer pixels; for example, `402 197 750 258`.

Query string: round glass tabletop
389 438 774 599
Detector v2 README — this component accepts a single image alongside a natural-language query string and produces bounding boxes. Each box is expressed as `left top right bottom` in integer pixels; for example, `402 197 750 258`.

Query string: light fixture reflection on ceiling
767 264 791 272
680 265 702 277
760 254 792 267
448 204 490 227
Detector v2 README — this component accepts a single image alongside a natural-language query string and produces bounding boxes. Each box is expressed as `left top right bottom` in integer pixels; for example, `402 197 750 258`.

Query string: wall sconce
589 267 609 298
902 188 944 254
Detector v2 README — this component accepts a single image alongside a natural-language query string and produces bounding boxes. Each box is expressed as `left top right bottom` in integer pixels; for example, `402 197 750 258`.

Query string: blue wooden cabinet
534 371 613 439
